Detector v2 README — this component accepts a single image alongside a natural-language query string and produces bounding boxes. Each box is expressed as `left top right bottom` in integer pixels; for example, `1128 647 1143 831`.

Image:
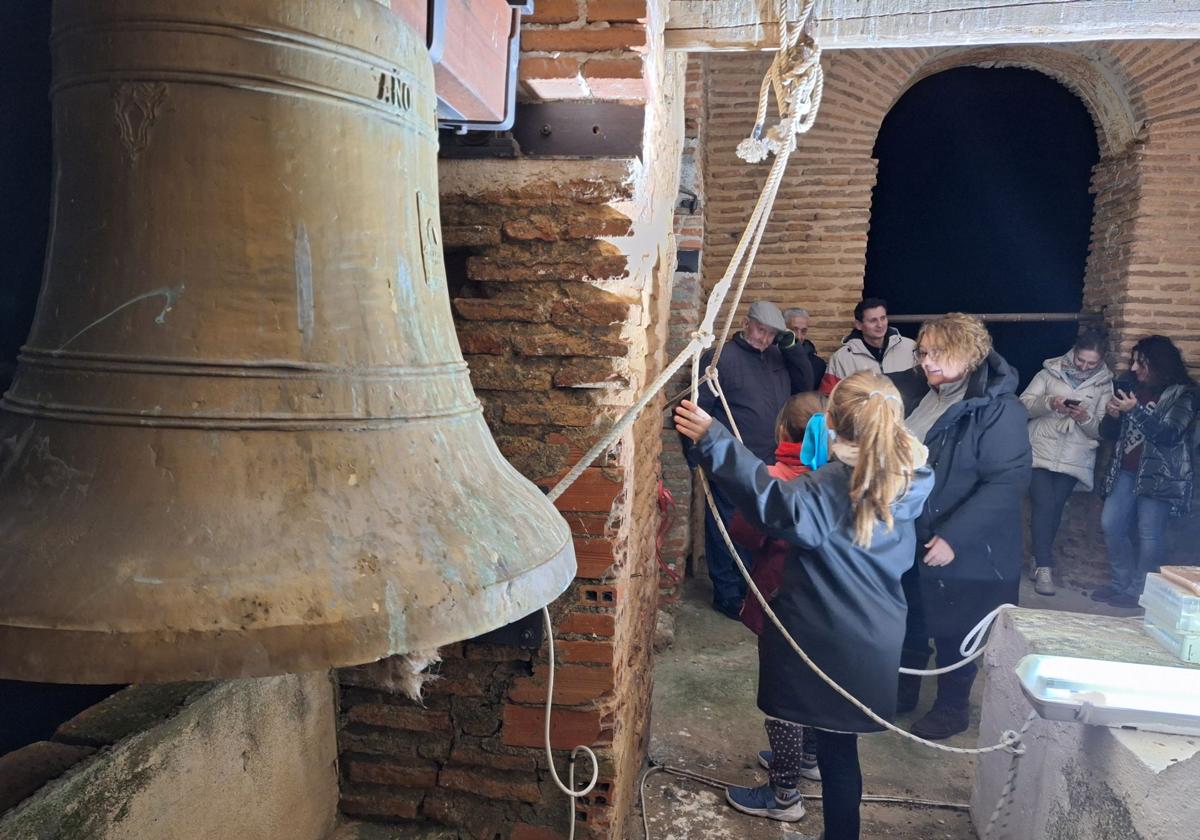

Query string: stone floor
642 574 1139 840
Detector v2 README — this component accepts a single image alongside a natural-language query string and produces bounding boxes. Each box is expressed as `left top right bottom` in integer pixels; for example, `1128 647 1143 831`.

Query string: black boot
910 702 970 740
910 668 974 740
896 648 930 714
896 674 921 715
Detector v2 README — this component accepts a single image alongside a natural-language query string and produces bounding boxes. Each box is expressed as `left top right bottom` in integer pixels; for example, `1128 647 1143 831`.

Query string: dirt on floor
641 574 1138 840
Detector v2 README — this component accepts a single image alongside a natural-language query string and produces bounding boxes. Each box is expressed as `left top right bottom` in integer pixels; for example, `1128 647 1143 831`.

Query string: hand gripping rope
533 1 1030 836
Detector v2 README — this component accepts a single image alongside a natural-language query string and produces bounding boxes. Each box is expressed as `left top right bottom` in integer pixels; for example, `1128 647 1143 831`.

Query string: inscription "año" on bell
376 71 413 112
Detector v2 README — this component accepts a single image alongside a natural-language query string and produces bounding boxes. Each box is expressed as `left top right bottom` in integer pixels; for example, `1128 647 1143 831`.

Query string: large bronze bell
0 0 575 683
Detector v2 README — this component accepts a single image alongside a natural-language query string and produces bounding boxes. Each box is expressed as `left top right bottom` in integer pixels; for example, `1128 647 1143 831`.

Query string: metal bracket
426 0 447 64
471 610 544 650
511 101 645 159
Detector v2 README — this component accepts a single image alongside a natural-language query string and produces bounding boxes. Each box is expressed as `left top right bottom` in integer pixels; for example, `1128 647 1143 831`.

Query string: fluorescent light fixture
1017 655 1200 737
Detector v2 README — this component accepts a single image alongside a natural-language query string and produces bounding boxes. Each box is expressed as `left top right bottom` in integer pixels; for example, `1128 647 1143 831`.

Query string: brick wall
701 42 1200 583
520 0 653 102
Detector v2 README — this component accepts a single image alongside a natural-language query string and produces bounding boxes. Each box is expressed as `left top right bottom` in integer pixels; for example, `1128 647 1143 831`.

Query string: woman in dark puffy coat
1093 335 1197 608
889 313 1032 740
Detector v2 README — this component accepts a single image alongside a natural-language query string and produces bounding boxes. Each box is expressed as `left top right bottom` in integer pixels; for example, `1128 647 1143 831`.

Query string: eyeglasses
915 347 946 362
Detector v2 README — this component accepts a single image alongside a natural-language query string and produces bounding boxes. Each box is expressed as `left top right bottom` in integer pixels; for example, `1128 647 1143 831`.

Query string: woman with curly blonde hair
889 313 1032 740
676 371 933 840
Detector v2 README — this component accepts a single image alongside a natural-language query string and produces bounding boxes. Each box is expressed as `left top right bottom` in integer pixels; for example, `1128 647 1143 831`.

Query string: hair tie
867 390 901 404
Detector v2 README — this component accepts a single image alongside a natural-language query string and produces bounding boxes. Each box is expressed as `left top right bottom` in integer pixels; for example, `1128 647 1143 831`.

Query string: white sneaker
1033 567 1056 596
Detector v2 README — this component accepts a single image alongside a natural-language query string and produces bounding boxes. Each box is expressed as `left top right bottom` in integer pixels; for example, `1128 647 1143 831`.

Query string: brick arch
894 46 1143 158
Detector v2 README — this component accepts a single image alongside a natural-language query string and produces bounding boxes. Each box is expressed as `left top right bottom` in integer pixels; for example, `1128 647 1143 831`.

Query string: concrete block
53 683 206 747
0 741 95 813
972 608 1200 839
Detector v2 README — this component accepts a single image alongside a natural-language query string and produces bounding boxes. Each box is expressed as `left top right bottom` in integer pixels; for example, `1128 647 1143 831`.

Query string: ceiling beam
666 0 1200 52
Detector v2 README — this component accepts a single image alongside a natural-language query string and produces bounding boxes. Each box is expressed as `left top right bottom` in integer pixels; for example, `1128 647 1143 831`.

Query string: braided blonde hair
826 371 922 547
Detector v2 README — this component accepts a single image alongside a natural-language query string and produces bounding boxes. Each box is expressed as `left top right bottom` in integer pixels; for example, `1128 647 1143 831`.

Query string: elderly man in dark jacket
696 300 814 618
889 314 1031 740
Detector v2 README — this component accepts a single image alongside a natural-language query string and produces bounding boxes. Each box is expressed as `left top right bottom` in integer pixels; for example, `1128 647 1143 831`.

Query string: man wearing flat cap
693 299 814 619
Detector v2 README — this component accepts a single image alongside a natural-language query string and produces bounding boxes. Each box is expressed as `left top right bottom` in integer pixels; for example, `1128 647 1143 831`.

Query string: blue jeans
703 480 750 607
1101 471 1171 596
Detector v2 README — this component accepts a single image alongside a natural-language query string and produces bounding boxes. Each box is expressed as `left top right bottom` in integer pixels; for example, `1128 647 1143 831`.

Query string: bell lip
0 539 576 685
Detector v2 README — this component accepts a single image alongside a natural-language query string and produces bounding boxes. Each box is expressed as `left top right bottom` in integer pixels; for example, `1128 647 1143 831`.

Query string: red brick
557 610 616 636
520 55 583 80
573 537 616 578
547 468 622 512
554 358 628 388
528 0 580 23
505 402 596 427
340 789 422 820
502 704 604 749
454 297 551 323
577 583 622 606
510 324 627 358
509 663 614 704
439 765 542 803
586 0 647 22
455 323 509 355
512 825 564 840
521 27 646 53
583 58 647 100
345 757 438 788
550 299 632 326
347 704 452 733
556 639 614 665
447 743 538 771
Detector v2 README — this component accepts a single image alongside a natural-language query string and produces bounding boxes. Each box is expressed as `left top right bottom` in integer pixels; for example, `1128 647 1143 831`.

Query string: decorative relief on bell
112 81 166 162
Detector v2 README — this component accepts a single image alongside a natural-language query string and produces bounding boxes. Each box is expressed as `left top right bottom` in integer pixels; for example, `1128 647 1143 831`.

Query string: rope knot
1000 729 1026 755
736 136 770 164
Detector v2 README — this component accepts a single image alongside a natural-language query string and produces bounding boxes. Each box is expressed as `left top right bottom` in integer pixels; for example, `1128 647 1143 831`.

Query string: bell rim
0 535 576 684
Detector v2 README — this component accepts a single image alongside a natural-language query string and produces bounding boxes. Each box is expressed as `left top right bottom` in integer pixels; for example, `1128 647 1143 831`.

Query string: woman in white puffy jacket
1019 329 1112 595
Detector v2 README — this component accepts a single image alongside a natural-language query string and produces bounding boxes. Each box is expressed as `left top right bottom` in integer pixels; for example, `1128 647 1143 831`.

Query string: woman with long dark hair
1093 335 1197 608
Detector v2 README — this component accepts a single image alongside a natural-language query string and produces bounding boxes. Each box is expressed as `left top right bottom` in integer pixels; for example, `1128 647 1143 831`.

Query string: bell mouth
0 408 576 684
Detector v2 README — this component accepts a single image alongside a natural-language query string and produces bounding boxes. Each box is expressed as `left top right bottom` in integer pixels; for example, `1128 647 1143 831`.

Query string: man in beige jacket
821 297 916 394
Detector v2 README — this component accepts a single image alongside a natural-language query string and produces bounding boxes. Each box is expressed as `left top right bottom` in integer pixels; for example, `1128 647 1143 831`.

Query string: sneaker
1090 584 1123 602
725 782 806 822
910 704 970 740
1033 567 1056 596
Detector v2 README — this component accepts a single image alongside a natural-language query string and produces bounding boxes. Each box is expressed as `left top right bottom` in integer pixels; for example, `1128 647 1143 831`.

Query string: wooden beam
666 0 1200 52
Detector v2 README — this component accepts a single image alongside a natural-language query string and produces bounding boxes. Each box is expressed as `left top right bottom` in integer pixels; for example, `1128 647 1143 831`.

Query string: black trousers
900 565 978 708
1028 468 1078 568
814 729 861 840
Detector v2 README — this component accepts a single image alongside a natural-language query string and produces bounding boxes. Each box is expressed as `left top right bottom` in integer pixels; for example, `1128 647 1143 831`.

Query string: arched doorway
864 66 1101 386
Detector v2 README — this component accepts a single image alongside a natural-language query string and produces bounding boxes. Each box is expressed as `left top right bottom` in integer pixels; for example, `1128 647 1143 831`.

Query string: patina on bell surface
0 0 575 683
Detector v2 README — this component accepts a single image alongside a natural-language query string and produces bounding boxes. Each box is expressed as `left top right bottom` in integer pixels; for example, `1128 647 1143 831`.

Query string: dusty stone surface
52 683 206 747
0 672 338 840
647 580 979 840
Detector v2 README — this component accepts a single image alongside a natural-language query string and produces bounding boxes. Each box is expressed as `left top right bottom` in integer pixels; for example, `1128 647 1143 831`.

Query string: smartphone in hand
1063 398 1081 408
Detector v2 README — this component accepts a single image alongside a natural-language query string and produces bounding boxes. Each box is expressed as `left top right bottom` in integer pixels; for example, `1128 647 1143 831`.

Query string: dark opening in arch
863 66 1100 387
